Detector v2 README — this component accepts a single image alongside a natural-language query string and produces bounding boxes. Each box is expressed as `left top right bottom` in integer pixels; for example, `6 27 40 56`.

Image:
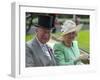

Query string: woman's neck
63 41 72 47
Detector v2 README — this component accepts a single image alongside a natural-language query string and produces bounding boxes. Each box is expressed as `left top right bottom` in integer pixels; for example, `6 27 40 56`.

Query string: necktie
42 45 51 60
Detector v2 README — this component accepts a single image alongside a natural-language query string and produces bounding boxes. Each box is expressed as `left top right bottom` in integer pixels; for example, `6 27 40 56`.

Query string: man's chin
41 41 48 44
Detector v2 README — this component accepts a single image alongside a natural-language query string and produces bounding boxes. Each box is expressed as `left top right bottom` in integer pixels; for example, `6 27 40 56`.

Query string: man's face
36 27 51 44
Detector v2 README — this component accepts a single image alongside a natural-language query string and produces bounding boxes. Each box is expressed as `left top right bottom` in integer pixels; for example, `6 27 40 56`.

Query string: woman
54 20 88 65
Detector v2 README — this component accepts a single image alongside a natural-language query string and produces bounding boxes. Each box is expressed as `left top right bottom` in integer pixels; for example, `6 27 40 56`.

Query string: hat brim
34 24 41 27
34 24 52 30
61 24 83 36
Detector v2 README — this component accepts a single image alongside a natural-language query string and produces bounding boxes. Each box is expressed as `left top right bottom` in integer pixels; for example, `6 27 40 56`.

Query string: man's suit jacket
26 38 56 67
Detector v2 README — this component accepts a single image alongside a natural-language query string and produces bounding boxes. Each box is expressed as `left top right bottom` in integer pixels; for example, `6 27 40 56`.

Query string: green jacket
54 41 82 65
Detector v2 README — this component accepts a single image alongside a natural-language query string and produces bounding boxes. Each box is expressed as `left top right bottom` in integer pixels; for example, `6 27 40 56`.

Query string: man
26 15 56 67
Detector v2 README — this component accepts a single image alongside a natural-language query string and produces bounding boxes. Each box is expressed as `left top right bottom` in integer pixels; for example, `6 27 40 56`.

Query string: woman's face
63 31 77 44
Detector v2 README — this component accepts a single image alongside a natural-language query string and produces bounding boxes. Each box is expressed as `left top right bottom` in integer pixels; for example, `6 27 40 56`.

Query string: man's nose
44 34 49 38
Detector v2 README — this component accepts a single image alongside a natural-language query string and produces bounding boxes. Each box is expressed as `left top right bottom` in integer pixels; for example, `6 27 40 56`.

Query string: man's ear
35 28 38 33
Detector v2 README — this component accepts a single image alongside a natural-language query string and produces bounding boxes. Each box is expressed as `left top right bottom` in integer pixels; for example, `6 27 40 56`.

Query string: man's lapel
31 38 53 66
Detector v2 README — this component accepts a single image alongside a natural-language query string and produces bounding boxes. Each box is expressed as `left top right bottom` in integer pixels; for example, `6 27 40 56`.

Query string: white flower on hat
61 20 82 35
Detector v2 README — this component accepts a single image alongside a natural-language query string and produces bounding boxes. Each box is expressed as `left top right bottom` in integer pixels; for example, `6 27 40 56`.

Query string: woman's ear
75 32 78 36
